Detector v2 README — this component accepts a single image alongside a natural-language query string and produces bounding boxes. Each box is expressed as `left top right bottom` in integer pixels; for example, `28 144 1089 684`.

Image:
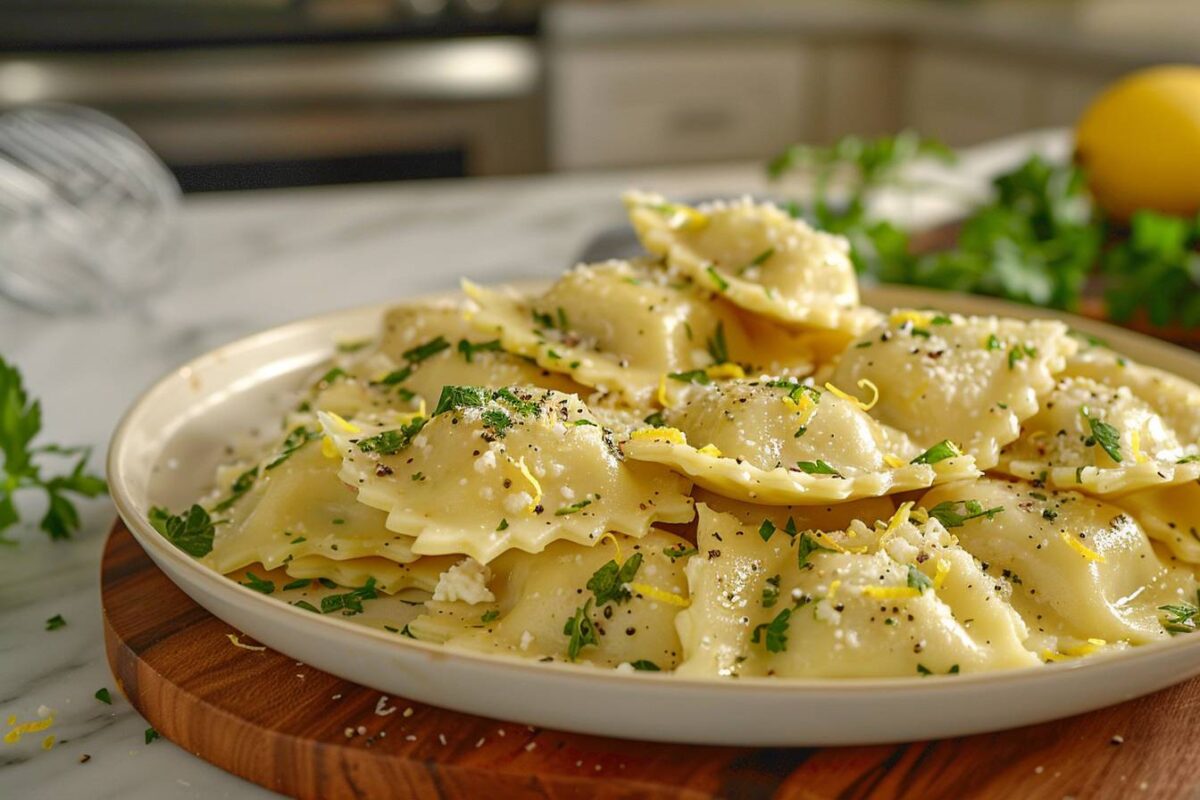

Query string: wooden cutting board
101 519 1200 799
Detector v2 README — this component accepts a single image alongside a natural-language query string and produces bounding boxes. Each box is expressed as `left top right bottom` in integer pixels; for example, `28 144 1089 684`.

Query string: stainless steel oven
0 2 547 191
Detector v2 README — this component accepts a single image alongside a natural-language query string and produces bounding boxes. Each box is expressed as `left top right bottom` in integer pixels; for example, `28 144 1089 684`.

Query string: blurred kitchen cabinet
904 48 1035 146
549 41 814 170
819 41 904 140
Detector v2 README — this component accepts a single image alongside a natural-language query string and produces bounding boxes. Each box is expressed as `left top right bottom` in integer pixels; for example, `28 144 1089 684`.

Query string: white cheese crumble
519 630 534 651
474 449 497 473
432 558 496 604
504 491 532 513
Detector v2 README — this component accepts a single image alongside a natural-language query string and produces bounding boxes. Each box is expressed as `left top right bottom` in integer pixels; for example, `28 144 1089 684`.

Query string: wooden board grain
101 519 1200 800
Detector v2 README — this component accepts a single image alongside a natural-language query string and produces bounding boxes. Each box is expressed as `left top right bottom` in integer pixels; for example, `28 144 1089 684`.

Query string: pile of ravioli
174 192 1200 679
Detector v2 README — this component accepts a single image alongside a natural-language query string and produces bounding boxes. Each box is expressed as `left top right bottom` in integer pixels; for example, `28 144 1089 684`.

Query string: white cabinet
550 40 814 170
905 48 1036 146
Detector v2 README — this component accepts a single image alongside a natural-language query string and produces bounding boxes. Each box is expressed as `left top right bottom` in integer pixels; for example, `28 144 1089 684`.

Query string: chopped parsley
667 369 711 385
663 544 698 561
554 495 595 516
148 504 216 557
741 247 775 273
907 565 933 594
927 500 1004 529
144 728 160 745
45 614 66 631
457 338 503 363
706 322 729 365
758 519 776 542
292 600 319 613
281 578 311 591
212 466 258 513
796 532 834 569
433 385 489 415
1007 344 1038 369
336 339 371 353
643 411 666 428
751 607 791 653
239 571 275 595
910 439 962 465
320 578 378 616
630 660 661 671
318 367 346 385
356 417 427 455
94 688 112 705
985 334 1002 351
496 518 509 531
481 609 500 624
705 265 729 291
762 574 782 608
931 314 953 326
796 459 842 477
793 426 807 439
265 426 320 470
854 341 873 349
572 419 597 427
563 599 599 661
1082 407 1123 463
586 553 643 606
916 663 932 676
1159 590 1200 635
767 379 821 406
1177 455 1200 464
402 336 450 365
480 408 513 438
373 366 412 387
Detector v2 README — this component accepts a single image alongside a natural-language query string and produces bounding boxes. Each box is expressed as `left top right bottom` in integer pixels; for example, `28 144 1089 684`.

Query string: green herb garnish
563 599 599 661
586 553 643 606
796 532 834 569
148 504 216 557
554 496 594 516
630 660 661 671
95 687 112 705
796 460 842 477
663 544 698 561
762 574 782 608
402 336 450 364
926 500 1004 529
667 369 711 385
751 607 792 653
1082 407 1123 463
265 426 320 470
910 440 962 465
705 265 729 291
45 614 66 631
240 571 275 595
705 322 729 365
212 466 258 513
457 339 503 363
907 565 933 594
356 417 427 455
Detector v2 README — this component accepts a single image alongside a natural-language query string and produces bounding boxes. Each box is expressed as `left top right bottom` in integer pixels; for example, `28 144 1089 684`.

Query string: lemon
1075 65 1200 220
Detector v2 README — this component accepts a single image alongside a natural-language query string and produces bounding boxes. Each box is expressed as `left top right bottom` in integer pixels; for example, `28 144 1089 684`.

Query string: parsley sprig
0 357 106 542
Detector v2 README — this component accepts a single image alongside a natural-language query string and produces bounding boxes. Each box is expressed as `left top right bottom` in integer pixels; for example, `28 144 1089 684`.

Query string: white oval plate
107 284 1200 746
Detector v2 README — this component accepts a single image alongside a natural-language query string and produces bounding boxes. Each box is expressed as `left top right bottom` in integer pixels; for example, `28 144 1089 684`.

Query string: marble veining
0 130 1064 799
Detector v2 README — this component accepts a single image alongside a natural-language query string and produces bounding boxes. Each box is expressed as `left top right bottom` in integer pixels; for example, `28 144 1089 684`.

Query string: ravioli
1113 483 1200 564
408 530 690 669
624 191 879 336
920 478 1196 650
674 504 1036 678
206 440 420 574
997 376 1200 495
309 303 584 419
320 387 694 563
283 554 456 594
622 380 979 505
827 310 1076 469
463 260 815 405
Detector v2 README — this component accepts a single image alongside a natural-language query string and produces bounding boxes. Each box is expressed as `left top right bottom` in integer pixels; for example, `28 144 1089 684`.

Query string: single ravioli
320 387 694 563
1063 345 1200 446
997 376 1200 495
463 260 815 406
624 191 879 336
674 503 1036 678
826 310 1076 469
1113 483 1200 564
310 303 584 419
206 441 420 575
408 529 691 669
622 380 978 505
920 478 1196 650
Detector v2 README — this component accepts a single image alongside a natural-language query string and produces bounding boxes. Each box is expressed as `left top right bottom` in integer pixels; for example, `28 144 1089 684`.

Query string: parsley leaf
320 577 378 616
796 532 834 569
480 408 512 438
0 357 107 542
239 571 275 595
563 599 599 661
45 613 66 631
663 544 698 561
95 687 113 705
211 466 258 513
758 519 776 542
148 504 216 557
927 500 1004 529
796 460 842 477
667 369 711 385
643 411 666 428
356 417 427 455
762 574 782 608
586 553 643 606
630 659 661 671
907 565 933 594
705 265 729 291
145 728 160 745
265 426 320 470
481 609 500 624
910 440 962 465
456 338 503 363
402 336 450 365
433 385 489 415
751 607 792 653
1082 408 1123 463
705 322 729 365
1159 589 1200 635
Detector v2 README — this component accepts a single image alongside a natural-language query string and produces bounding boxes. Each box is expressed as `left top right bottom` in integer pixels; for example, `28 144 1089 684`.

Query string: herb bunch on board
0 357 107 543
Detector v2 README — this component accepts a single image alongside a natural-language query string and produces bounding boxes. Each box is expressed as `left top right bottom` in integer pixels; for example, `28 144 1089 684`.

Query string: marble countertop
0 129 1066 799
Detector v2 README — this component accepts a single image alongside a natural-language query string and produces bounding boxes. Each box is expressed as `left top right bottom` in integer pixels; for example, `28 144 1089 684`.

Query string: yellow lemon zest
41 734 55 751
511 457 543 513
227 633 267 652
862 585 921 600
599 532 624 563
812 530 848 554
1060 530 1107 563
1130 429 1148 464
883 454 907 468
697 443 723 457
890 310 932 328
658 203 709 232
321 436 340 459
1088 637 1108 646
910 507 930 524
933 558 952 590
326 412 361 434
657 374 670 408
627 582 691 607
827 580 842 599
878 502 914 548
3 715 54 744
705 363 746 380
824 379 880 412
630 427 686 445
1041 649 1067 663
782 392 817 423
